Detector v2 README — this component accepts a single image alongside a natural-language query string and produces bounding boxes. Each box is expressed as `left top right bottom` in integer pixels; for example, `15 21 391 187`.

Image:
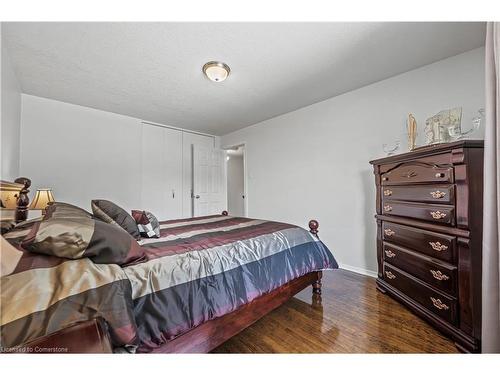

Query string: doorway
225 145 246 217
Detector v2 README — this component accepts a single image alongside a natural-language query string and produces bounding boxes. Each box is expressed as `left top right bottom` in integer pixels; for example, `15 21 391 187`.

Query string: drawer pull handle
382 177 389 182
430 270 450 281
430 210 447 219
383 189 393 196
430 190 446 199
430 297 449 310
385 250 396 258
429 242 448 251
385 271 396 280
402 170 417 179
384 228 395 236
384 205 393 212
435 172 445 178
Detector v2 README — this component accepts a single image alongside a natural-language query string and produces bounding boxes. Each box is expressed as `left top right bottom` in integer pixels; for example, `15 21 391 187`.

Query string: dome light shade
203 61 230 82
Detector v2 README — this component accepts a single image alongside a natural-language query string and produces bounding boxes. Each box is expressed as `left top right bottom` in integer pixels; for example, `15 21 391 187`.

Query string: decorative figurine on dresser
370 140 484 352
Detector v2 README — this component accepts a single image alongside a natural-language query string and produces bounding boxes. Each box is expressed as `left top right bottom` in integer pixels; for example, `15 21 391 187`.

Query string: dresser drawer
382 201 455 226
383 263 457 325
382 222 455 262
383 243 457 295
381 163 453 186
381 185 455 204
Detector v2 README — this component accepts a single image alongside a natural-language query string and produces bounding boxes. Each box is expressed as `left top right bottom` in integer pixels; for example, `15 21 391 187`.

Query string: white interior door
193 146 226 217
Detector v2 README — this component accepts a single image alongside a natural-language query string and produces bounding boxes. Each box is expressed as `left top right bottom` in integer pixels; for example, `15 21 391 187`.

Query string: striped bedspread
1 215 337 352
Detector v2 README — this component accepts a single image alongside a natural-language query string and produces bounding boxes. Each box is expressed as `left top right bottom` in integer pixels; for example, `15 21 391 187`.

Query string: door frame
222 142 248 217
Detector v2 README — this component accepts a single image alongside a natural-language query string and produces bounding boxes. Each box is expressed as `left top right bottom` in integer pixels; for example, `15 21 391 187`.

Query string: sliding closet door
141 124 165 218
141 124 183 220
163 127 183 219
182 132 214 217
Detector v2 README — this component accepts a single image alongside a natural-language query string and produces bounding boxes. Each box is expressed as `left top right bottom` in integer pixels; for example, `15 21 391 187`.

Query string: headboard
0 177 31 222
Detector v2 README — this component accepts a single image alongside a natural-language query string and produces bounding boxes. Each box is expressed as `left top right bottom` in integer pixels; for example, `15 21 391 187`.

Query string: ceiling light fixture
202 61 230 82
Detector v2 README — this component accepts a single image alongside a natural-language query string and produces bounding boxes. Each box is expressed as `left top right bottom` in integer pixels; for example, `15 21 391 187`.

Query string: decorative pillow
91 200 141 240
131 210 161 238
21 202 146 265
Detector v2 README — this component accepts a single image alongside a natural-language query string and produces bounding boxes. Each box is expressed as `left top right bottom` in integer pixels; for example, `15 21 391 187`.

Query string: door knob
195 195 200 199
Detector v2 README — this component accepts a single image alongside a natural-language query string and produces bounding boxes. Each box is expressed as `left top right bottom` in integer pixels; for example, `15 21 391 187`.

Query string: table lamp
30 189 55 215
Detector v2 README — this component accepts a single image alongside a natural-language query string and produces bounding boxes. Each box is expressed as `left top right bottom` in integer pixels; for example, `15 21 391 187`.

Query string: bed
0 177 337 353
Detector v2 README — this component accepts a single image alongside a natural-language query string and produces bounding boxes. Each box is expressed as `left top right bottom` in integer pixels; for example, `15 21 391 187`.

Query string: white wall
227 155 245 217
221 48 485 274
19 95 218 217
1 25 22 181
20 95 143 212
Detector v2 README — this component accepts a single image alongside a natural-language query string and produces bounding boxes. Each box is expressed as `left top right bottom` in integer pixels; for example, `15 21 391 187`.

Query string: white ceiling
3 22 485 136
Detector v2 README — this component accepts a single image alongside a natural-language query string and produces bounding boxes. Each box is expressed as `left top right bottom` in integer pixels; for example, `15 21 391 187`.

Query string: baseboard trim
338 263 377 278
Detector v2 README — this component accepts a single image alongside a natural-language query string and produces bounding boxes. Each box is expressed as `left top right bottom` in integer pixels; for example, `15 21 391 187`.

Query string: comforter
1 215 337 352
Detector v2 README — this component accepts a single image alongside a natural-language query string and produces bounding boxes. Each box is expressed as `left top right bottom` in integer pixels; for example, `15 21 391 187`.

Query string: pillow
1 236 23 277
131 210 161 238
91 200 141 240
46 201 93 219
21 202 145 265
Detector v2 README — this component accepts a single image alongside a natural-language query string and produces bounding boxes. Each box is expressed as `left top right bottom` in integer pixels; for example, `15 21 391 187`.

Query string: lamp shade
30 189 55 210
0 180 24 209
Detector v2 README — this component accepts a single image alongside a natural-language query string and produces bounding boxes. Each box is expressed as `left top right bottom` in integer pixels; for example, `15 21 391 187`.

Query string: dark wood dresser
370 140 484 352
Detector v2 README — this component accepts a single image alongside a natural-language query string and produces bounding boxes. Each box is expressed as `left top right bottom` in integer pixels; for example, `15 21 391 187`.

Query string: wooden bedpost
308 219 319 238
312 273 323 308
312 272 323 296
308 219 322 296
14 177 31 223
222 210 228 216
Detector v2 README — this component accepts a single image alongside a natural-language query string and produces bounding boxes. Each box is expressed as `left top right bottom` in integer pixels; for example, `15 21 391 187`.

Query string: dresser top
370 140 484 165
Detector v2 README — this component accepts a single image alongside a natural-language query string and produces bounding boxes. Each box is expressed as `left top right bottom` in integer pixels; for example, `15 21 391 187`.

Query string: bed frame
2 178 323 353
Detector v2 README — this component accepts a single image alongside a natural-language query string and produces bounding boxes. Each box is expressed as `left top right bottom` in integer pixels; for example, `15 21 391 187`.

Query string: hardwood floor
213 269 459 353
